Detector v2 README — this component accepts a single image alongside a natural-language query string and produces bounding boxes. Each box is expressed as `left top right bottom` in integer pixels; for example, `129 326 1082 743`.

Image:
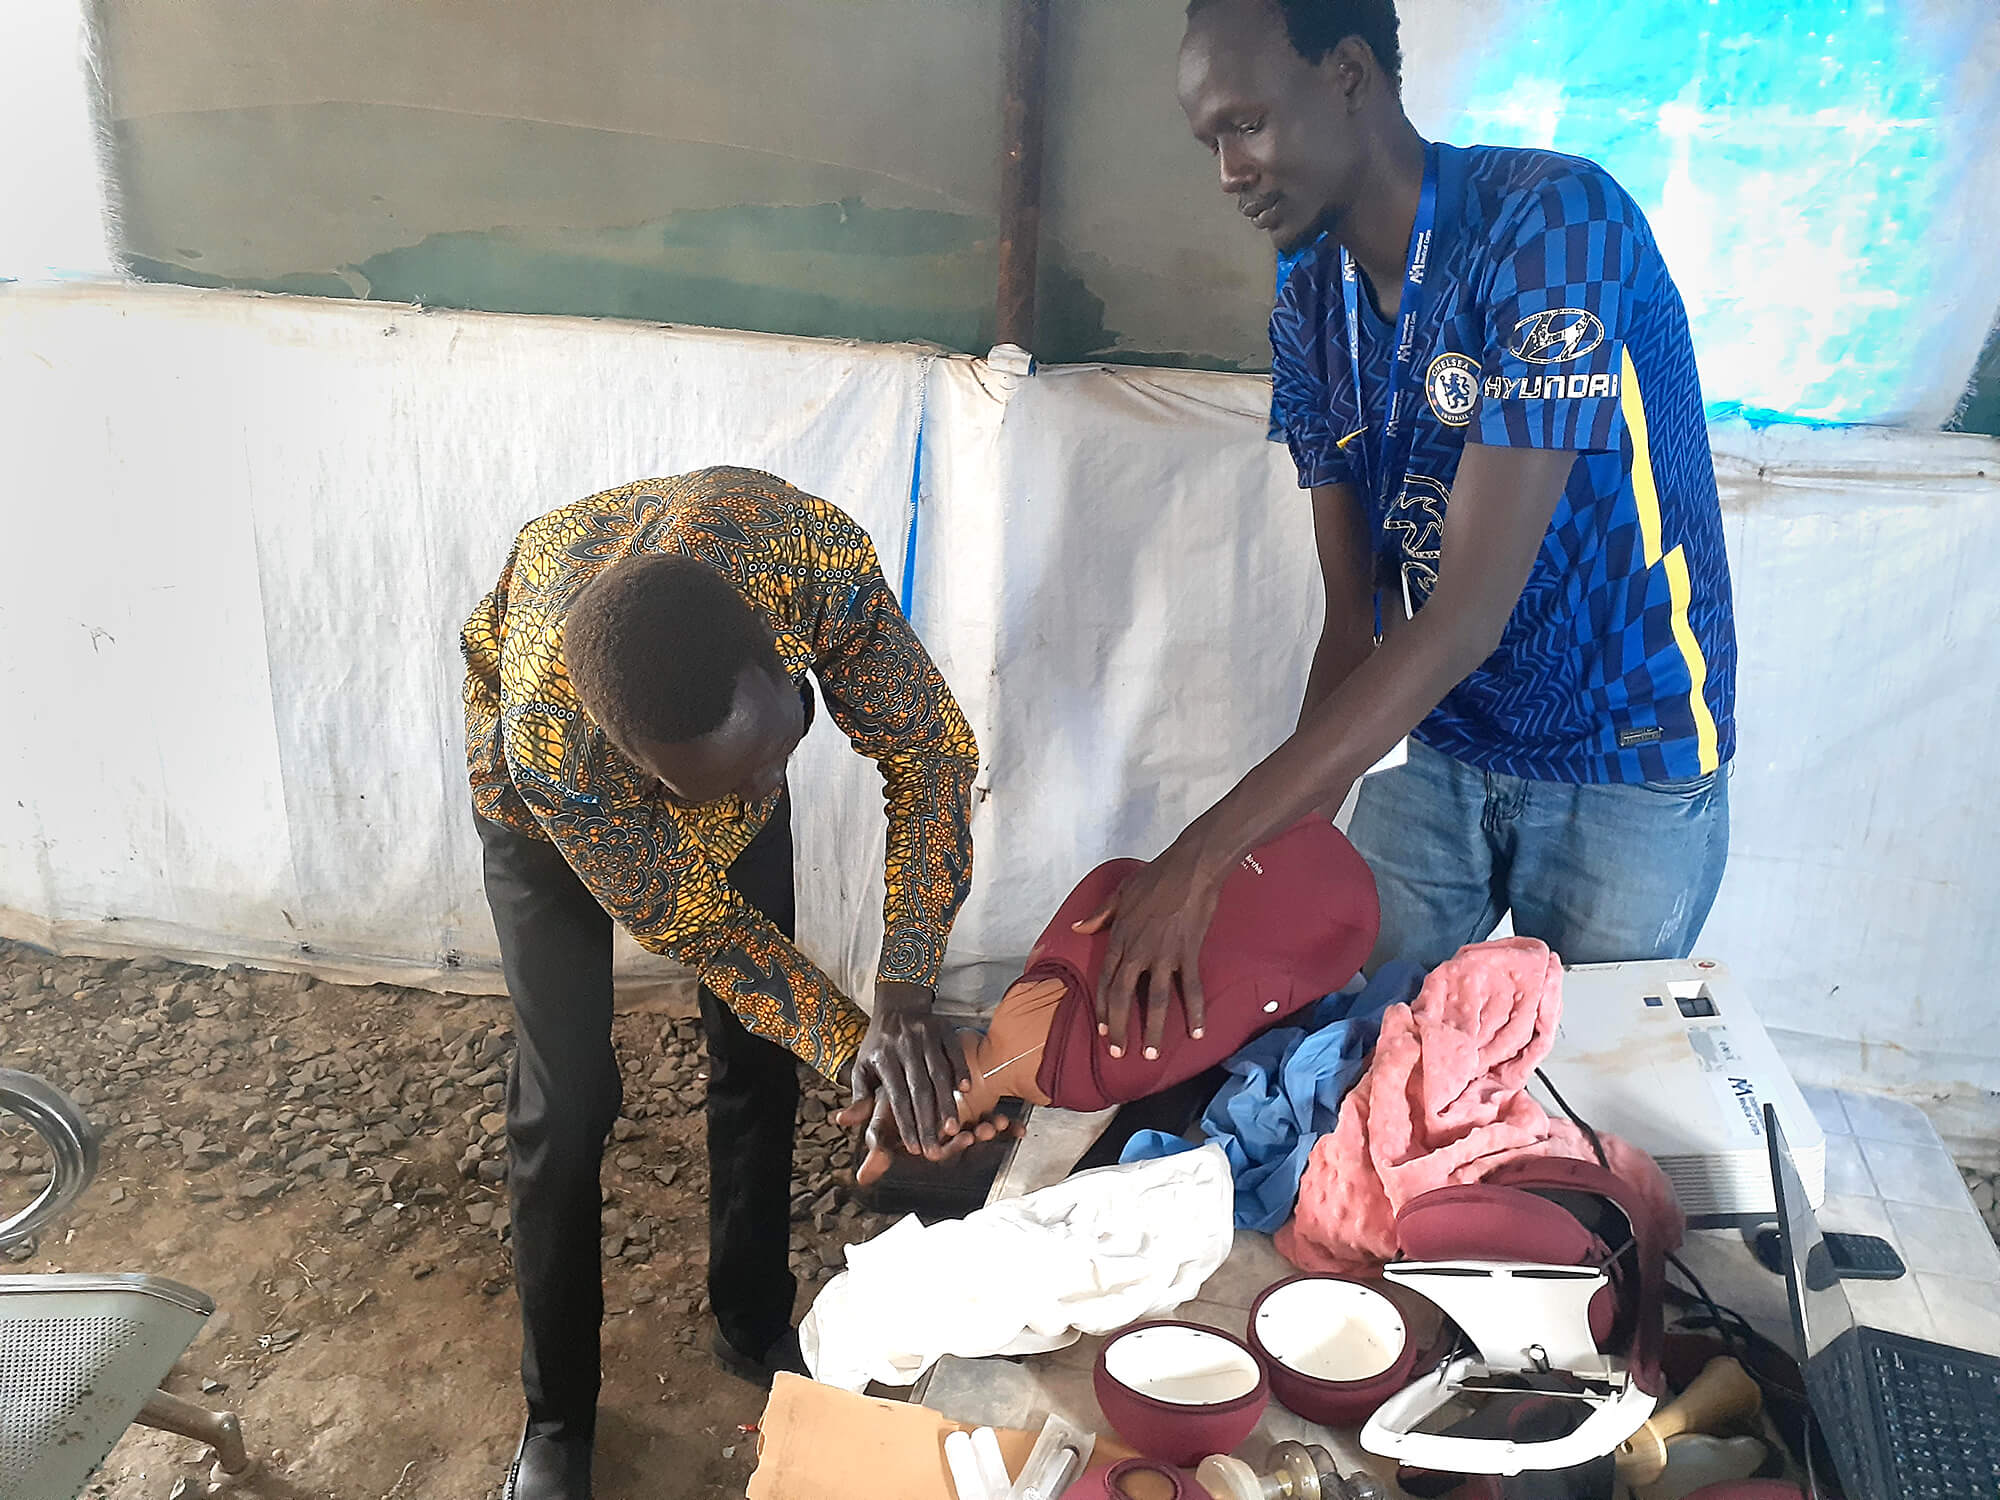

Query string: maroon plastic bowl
1245 1274 1426 1428
1092 1321 1269 1468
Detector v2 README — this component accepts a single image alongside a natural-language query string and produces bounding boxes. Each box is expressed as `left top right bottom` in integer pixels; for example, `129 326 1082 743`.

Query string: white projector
1529 958 1823 1225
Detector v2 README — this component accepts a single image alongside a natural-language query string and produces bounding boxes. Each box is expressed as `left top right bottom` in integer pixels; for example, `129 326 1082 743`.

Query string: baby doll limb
844 976 1068 1185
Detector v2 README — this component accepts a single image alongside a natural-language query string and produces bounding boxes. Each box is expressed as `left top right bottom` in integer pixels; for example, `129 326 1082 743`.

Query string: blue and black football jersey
1270 144 1737 785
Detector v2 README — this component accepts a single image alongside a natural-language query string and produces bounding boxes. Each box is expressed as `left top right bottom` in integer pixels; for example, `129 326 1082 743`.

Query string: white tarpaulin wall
3 284 1998 1154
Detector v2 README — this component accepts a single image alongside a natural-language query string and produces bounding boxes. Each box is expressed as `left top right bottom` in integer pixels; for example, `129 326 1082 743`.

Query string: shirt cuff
818 1007 868 1085
875 924 946 989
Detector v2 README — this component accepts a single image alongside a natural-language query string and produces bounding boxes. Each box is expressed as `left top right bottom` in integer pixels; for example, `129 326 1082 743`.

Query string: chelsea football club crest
1425 352 1480 427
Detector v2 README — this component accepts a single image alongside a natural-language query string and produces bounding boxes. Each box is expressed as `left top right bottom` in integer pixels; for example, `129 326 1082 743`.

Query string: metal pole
136 1387 253 1475
994 0 1050 353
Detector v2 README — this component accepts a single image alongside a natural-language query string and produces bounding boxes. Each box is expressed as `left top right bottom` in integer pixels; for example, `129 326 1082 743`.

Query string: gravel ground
0 938 893 1499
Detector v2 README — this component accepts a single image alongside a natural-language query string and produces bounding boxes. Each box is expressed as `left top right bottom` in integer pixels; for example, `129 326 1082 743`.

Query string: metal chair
0 1068 252 1499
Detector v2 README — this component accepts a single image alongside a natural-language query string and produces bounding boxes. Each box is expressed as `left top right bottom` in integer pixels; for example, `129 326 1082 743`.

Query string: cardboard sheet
747 1373 1134 1500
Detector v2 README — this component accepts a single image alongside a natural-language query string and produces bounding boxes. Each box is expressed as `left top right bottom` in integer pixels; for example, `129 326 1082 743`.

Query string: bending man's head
563 553 805 805
1180 0 1405 252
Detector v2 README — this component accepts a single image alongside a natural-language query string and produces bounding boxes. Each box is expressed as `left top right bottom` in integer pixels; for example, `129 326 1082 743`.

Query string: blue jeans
1347 739 1730 972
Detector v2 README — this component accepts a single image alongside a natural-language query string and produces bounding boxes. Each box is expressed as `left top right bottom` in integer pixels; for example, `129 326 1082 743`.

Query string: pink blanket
1276 937 1677 1274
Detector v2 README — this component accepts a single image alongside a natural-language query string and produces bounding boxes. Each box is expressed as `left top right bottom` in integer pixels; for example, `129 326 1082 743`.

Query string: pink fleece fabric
1276 937 1677 1274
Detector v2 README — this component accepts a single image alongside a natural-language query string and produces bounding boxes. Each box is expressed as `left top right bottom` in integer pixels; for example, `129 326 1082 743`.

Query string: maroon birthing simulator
1030 817 1380 1112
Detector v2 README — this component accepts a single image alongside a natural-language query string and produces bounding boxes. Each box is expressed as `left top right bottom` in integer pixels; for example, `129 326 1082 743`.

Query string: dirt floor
0 940 894 1500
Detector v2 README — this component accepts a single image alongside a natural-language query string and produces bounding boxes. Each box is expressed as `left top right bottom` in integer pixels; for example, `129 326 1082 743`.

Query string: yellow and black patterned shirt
461 468 980 1080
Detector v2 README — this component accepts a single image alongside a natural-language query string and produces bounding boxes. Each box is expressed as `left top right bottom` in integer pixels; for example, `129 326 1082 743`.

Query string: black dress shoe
503 1421 593 1500
709 1325 808 1390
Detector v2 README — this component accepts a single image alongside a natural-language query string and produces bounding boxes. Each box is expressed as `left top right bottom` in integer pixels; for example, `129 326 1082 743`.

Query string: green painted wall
1950 324 2000 438
95 0 1275 370
109 106 1143 363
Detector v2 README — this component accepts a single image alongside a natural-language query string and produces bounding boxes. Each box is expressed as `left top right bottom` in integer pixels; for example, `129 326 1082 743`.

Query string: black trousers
475 795 801 1441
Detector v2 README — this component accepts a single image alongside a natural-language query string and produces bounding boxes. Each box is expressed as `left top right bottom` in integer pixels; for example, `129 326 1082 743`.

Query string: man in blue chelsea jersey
1082 0 1737 1056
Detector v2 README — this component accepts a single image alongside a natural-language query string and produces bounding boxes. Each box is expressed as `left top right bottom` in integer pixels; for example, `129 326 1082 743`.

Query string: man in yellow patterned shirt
462 467 980 1500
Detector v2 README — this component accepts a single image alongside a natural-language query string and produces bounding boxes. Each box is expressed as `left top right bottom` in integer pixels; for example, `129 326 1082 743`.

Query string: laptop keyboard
1827 1332 2000 1497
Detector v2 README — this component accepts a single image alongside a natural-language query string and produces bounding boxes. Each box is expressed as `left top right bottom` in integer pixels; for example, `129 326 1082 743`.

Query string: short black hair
562 553 782 747
1189 0 1403 91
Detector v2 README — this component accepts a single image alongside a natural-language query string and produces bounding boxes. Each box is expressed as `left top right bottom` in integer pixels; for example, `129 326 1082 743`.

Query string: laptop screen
1766 1105 1855 1360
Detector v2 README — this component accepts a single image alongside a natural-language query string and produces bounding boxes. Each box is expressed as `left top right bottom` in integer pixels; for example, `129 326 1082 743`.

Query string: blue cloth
1349 738 1731 975
1120 961 1425 1232
1268 143 1736 788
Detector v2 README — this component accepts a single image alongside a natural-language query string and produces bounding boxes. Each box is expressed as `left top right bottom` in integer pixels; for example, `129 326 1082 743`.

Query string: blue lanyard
1340 143 1439 631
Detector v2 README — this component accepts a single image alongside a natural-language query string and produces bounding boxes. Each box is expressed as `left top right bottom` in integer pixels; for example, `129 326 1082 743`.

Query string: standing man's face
1178 0 1361 253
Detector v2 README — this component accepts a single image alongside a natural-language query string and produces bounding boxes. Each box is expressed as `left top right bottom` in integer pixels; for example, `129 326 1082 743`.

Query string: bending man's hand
1073 836 1221 1062
838 1086 1018 1187
845 980 971 1162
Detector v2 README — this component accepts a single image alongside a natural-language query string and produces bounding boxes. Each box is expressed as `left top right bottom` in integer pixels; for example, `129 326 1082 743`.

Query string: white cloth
800 1143 1235 1393
6 286 2000 1151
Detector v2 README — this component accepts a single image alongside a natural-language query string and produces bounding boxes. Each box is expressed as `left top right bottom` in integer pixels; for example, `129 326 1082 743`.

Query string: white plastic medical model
1360 1260 1658 1476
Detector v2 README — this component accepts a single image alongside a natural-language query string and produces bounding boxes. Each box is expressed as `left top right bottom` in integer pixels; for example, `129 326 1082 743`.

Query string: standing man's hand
843 980 972 1163
1073 833 1223 1062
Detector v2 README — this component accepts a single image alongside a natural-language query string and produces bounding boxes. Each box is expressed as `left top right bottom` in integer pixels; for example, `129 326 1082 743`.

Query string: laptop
1766 1104 2000 1497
